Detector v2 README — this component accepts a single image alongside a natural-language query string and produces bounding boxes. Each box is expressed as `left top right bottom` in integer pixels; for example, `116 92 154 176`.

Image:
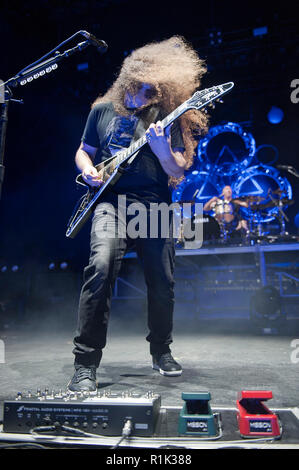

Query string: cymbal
281 198 295 206
268 198 295 207
232 195 248 201
232 195 265 203
250 204 267 211
252 199 294 210
271 188 284 195
245 196 266 203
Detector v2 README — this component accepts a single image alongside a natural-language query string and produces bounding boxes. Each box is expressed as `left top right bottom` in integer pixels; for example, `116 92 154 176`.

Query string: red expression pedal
236 390 282 439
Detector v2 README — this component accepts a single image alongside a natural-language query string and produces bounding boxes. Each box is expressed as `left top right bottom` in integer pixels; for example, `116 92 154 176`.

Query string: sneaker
67 365 97 393
152 352 182 377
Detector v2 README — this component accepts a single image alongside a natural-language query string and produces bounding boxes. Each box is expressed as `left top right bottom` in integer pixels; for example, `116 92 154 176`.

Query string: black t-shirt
81 102 185 204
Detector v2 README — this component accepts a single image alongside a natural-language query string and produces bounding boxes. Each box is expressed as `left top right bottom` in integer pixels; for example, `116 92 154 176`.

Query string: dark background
0 0 298 272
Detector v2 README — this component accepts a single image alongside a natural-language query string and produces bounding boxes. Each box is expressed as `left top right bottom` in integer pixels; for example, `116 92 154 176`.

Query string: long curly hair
92 35 209 186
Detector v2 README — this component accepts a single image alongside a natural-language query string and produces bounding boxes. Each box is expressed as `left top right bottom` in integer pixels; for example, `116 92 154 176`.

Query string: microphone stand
0 87 25 200
0 35 104 202
268 191 289 236
0 88 10 201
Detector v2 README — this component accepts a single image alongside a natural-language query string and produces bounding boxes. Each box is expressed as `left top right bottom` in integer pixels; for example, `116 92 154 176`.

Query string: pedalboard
3 390 161 437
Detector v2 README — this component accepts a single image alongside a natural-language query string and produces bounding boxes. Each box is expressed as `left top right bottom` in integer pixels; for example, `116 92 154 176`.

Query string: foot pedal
178 391 221 438
236 390 282 438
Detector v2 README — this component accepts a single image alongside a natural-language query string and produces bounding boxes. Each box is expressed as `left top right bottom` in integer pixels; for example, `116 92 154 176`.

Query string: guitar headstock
187 82 234 111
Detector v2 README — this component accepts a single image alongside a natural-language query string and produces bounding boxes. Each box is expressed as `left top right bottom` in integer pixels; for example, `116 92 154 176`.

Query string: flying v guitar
66 82 234 238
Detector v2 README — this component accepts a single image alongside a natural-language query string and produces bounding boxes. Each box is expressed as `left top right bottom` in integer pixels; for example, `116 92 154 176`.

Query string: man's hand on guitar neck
145 121 186 178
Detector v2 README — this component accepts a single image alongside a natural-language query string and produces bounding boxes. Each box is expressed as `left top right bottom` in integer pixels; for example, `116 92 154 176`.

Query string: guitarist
68 36 208 392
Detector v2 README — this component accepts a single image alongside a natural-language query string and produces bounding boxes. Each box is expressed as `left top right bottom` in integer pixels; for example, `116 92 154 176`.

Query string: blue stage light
77 62 89 71
253 26 268 37
267 106 284 124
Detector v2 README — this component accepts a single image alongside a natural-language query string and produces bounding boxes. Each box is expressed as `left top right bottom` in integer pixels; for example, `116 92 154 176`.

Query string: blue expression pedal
178 392 218 437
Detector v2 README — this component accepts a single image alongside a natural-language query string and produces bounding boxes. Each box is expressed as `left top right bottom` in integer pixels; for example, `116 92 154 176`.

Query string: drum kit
172 121 296 247
175 192 294 246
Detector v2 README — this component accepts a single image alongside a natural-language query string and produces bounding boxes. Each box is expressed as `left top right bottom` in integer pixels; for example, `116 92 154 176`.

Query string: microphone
277 165 292 170
277 164 299 178
80 31 108 53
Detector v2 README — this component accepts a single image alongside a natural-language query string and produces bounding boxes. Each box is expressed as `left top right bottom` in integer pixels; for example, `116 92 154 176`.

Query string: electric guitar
66 82 234 238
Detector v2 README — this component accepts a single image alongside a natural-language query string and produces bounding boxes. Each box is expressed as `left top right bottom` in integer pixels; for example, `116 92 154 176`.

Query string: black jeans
72 197 176 368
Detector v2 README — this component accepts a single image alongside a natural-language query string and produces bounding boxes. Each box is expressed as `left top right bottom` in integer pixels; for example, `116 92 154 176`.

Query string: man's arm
233 199 249 208
203 196 218 212
145 122 187 178
75 142 97 170
75 142 102 186
158 147 187 178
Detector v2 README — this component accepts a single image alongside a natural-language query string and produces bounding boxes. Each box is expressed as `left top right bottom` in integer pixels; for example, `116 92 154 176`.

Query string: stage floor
1 319 299 448
1 320 298 410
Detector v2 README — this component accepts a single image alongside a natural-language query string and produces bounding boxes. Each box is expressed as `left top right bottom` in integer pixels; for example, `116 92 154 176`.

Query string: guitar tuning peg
216 99 224 103
203 108 209 114
208 102 215 109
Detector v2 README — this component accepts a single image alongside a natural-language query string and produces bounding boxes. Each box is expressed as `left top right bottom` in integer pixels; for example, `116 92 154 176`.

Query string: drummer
203 185 249 232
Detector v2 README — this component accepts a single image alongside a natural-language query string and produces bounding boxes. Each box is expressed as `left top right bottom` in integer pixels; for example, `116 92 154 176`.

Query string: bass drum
201 214 221 242
179 214 221 245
